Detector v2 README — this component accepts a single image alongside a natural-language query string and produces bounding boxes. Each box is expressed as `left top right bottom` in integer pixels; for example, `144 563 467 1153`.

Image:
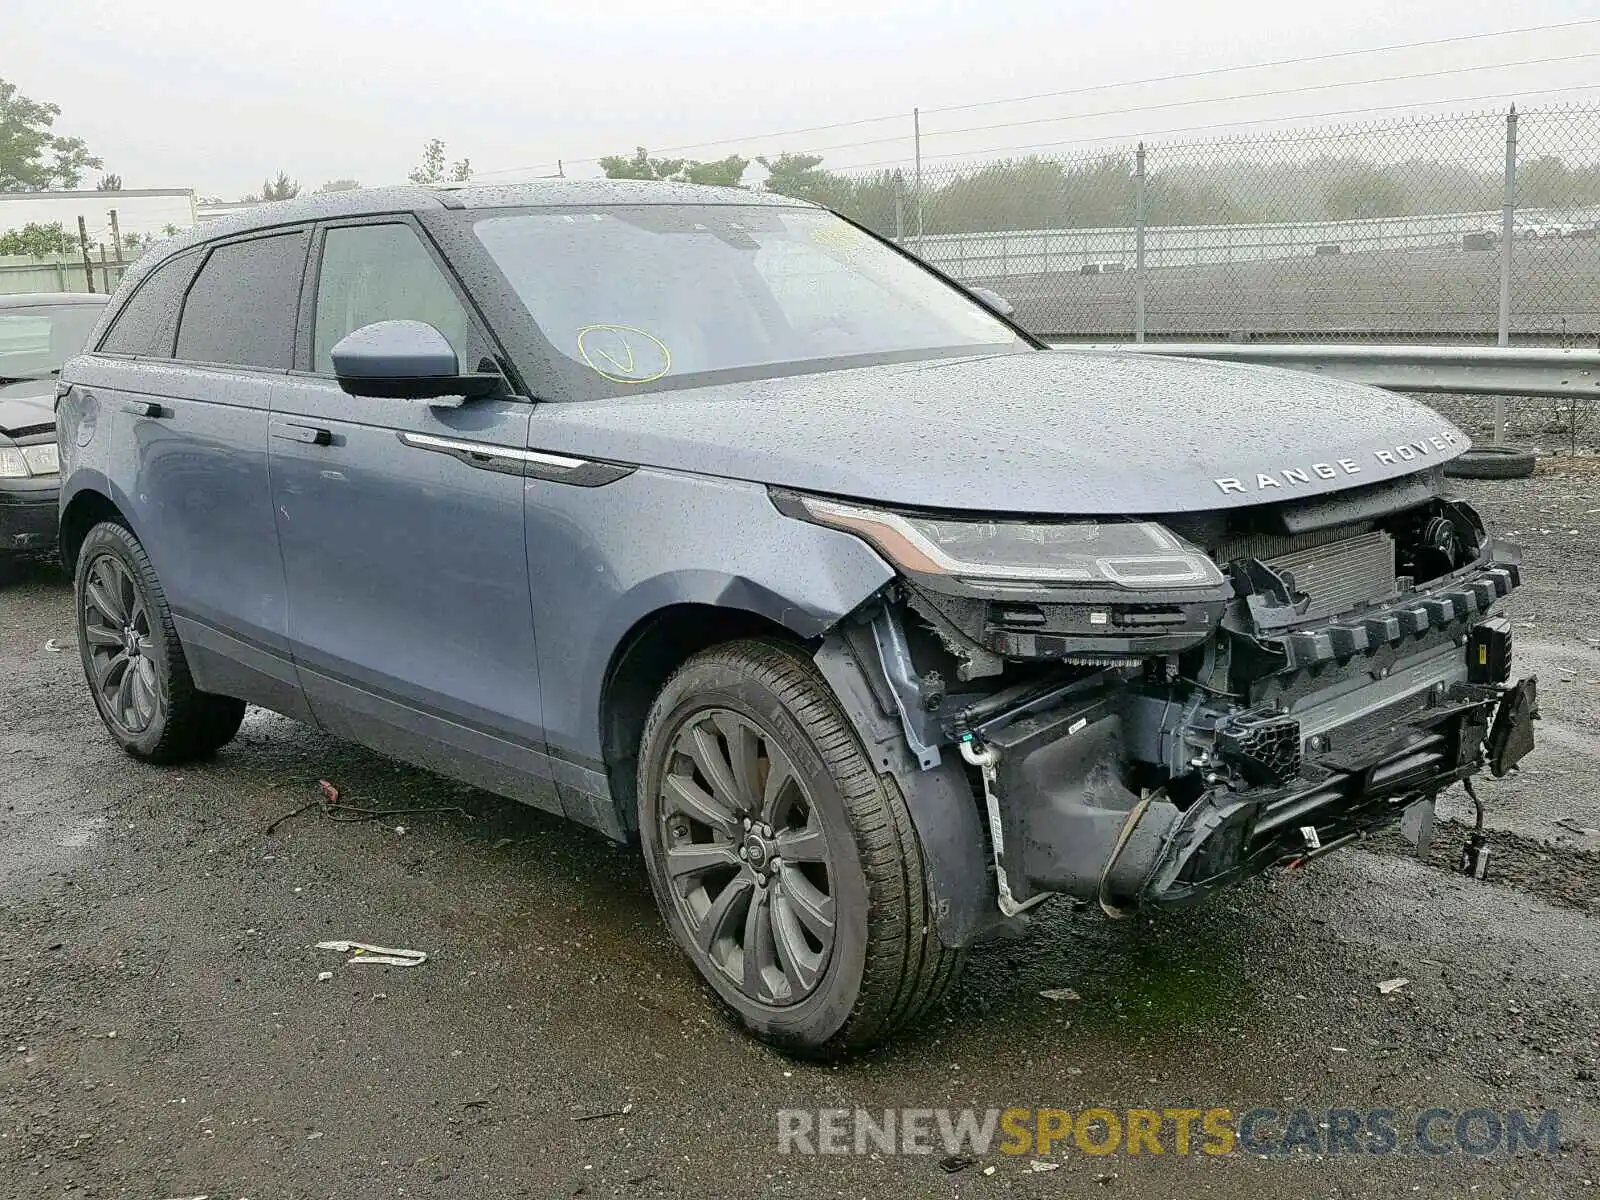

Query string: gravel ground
1 465 1597 1199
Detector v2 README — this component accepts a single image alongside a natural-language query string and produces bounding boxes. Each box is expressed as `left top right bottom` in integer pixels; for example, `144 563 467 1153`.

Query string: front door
268 217 555 809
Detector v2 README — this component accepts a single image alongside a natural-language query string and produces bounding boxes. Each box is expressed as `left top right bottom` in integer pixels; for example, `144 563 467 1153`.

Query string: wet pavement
1 468 1597 1199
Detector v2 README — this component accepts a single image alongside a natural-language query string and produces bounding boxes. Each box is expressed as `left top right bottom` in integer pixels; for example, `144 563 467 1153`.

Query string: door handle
271 420 332 447
120 399 167 418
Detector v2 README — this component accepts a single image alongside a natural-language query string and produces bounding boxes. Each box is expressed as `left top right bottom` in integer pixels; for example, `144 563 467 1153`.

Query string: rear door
268 216 554 807
70 230 310 719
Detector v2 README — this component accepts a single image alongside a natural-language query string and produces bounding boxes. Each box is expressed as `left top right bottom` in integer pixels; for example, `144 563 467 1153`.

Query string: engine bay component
1468 615 1514 684
807 482 1532 926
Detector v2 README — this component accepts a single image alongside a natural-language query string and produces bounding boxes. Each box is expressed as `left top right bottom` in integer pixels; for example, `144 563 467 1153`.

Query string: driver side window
313 222 473 374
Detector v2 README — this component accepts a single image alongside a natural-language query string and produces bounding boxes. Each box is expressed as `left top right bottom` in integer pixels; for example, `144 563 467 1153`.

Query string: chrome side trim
396 431 635 486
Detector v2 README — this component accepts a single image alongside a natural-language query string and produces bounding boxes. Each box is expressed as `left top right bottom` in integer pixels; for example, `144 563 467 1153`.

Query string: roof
158 180 813 251
0 292 110 309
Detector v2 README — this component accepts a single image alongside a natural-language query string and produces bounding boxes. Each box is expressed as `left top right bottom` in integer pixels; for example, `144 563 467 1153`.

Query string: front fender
525 466 895 761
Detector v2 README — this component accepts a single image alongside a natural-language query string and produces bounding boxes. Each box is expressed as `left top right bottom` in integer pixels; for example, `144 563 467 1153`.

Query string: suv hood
534 349 1469 514
0 377 55 437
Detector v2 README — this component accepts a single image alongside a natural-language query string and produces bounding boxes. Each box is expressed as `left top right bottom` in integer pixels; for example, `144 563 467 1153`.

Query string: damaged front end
784 470 1537 932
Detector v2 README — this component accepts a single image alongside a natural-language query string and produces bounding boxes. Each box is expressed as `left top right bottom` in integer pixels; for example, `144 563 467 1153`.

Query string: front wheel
637 638 963 1056
74 521 246 763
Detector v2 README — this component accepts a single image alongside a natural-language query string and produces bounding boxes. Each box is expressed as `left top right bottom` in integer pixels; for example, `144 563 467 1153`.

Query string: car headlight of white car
0 436 59 478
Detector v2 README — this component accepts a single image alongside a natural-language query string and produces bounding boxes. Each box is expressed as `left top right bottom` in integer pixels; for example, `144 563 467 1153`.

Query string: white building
0 188 197 245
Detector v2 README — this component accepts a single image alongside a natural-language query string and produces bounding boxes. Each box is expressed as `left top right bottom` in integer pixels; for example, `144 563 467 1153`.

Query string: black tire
73 521 246 763
1444 445 1538 480
638 638 964 1056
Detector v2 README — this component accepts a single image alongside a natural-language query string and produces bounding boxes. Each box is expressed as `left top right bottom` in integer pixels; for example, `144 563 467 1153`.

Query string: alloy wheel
657 708 836 1006
81 552 161 735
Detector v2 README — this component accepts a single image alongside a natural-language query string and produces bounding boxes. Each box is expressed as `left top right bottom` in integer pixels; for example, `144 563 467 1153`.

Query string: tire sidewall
1444 446 1538 479
74 523 173 758
639 655 872 1050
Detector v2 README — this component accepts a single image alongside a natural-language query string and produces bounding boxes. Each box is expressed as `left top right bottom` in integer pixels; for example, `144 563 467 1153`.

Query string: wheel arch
597 599 810 836
59 472 139 574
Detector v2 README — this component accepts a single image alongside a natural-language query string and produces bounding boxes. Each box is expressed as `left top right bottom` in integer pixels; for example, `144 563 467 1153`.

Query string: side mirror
968 285 1015 319
330 320 501 401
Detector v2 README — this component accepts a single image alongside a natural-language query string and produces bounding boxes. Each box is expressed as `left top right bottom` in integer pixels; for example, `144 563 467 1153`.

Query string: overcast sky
11 0 1600 197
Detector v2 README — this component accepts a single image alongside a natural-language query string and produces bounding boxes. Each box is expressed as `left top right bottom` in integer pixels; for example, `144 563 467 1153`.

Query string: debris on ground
315 940 428 967
43 638 65 652
1377 978 1410 995
1039 987 1082 1002
1555 817 1600 837
572 1104 633 1122
1029 1160 1062 1172
937 1154 975 1173
316 971 333 983
264 779 472 835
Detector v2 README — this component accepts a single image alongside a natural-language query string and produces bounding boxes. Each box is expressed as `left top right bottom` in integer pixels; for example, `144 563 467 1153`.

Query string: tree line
599 145 1600 237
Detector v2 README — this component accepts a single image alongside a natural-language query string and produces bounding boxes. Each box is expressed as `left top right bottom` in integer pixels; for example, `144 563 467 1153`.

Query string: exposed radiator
1266 529 1397 620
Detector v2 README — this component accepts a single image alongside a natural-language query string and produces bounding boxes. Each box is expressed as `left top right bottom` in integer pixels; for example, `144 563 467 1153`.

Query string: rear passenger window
175 231 309 369
313 223 473 374
98 250 201 358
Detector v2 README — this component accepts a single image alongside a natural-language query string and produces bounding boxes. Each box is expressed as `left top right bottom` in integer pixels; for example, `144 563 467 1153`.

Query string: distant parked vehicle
1511 217 1574 240
1467 217 1574 246
0 293 108 560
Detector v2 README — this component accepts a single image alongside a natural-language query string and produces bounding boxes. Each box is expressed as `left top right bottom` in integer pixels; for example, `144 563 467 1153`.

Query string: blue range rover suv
56 182 1534 1054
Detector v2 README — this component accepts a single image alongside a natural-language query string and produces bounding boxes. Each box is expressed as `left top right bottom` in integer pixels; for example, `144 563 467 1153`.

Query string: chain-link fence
823 103 1600 350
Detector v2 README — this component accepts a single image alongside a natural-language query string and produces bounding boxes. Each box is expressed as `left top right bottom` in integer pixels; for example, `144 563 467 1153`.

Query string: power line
923 50 1599 141
918 17 1600 116
844 83 1600 171
473 17 1600 179
679 49 1600 164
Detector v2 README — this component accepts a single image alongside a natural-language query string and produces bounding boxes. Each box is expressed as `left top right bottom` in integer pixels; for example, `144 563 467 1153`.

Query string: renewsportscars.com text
777 1106 1561 1158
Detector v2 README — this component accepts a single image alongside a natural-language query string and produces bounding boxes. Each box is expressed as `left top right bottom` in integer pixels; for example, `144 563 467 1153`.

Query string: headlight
0 440 27 479
791 494 1225 589
20 443 58 476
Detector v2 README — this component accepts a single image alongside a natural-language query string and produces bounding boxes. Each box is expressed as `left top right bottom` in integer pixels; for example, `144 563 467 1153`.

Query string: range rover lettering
55 182 1536 1055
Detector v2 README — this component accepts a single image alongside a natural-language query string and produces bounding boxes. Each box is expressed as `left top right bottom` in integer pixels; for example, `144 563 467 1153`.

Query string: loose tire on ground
637 637 964 1056
1443 445 1538 480
73 521 246 764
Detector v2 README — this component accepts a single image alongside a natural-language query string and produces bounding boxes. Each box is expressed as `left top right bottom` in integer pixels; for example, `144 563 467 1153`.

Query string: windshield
0 304 103 381
471 204 1023 393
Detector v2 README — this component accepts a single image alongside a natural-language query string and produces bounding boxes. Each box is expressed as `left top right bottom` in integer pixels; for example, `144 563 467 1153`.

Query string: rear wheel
637 638 963 1056
74 521 246 763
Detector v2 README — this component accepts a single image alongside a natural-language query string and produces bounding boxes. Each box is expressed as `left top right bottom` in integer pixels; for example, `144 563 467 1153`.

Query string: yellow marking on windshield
576 324 672 384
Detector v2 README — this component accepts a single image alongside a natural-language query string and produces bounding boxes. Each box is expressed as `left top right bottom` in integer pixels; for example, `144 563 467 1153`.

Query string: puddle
57 816 107 849
0 809 108 890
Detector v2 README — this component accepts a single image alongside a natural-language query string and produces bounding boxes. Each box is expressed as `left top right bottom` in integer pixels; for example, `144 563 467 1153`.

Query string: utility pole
1494 105 1518 444
913 107 924 253
1134 143 1148 343
76 215 95 293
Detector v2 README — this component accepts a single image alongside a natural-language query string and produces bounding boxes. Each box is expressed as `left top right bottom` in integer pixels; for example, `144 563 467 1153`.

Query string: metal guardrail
1056 341 1600 444
1064 342 1600 399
